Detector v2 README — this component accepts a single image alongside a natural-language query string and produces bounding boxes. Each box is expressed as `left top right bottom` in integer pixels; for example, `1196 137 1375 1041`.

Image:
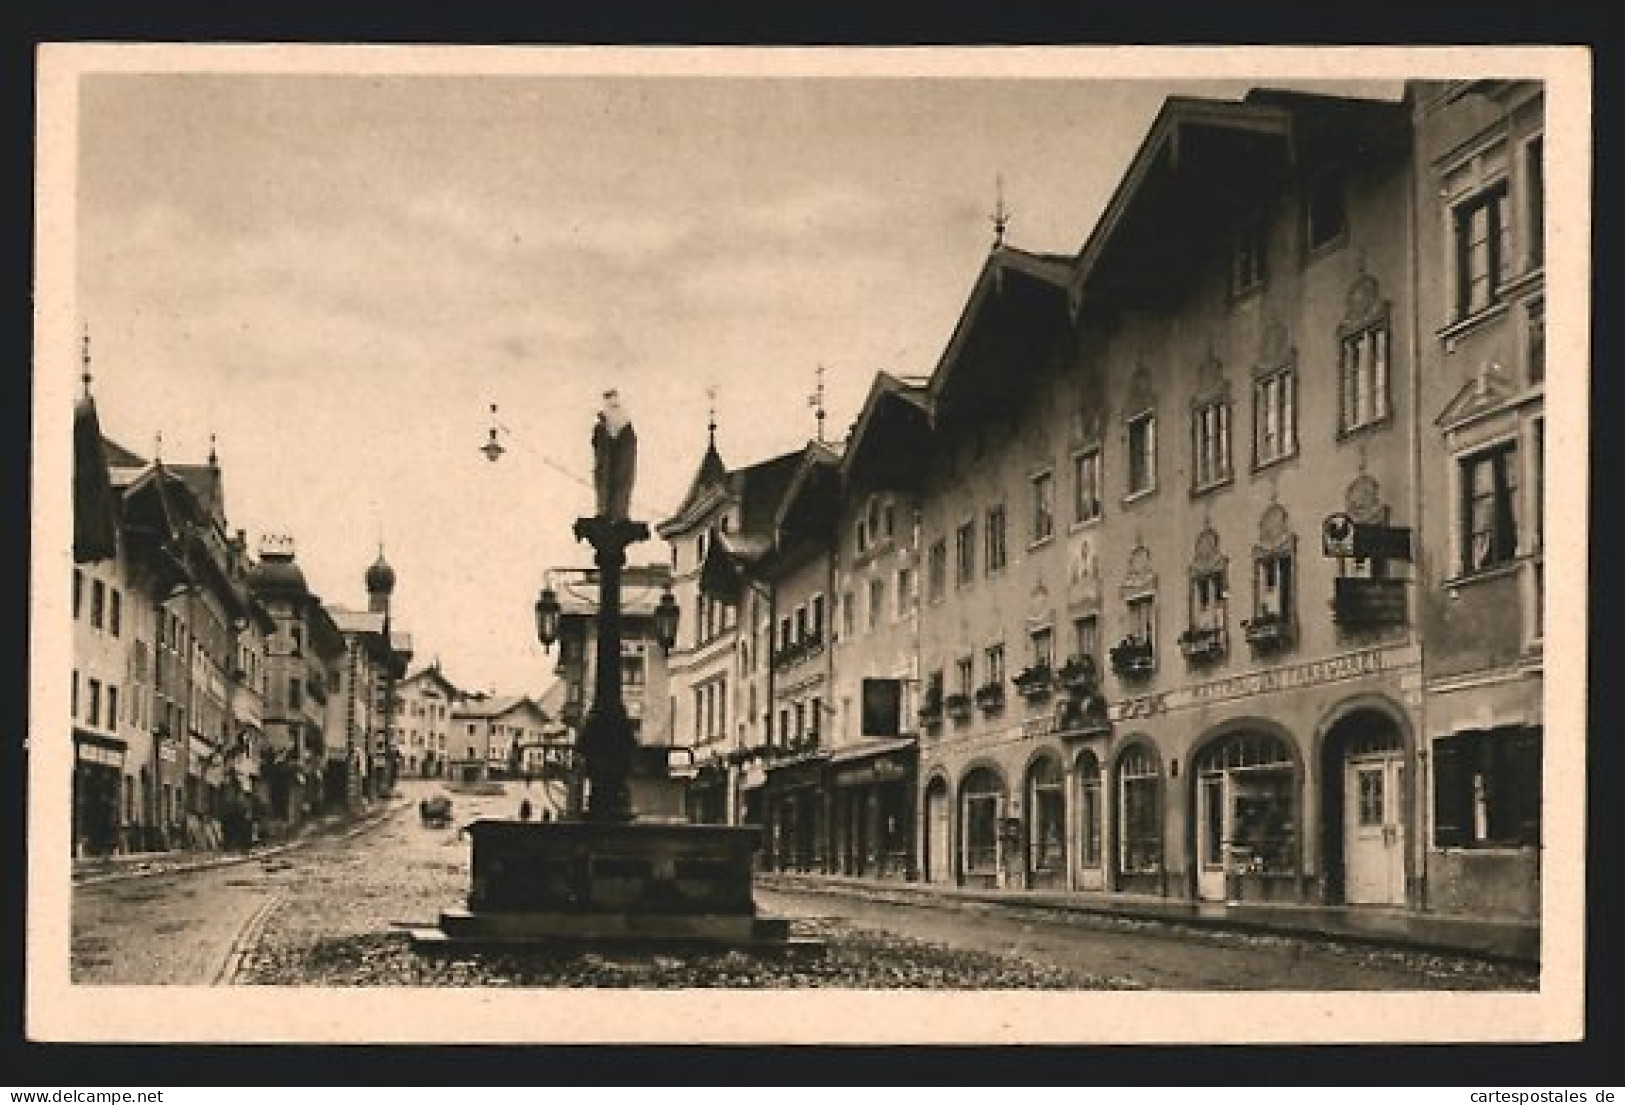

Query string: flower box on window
1241 613 1294 650
1012 664 1054 700
1178 626 1228 662
1332 577 1407 628
917 696 943 727
1110 636 1155 679
944 692 973 721
973 682 1006 711
1056 654 1100 692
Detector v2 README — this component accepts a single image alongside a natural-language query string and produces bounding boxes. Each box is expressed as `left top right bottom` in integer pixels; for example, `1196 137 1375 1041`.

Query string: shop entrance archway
1190 728 1299 903
958 765 1006 889
1321 706 1408 906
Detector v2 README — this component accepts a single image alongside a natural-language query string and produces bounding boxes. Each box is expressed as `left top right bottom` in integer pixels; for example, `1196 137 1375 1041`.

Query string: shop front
73 728 125 857
684 760 730 825
830 737 917 880
1422 671 1541 919
1190 726 1303 904
1103 643 1421 905
764 753 828 872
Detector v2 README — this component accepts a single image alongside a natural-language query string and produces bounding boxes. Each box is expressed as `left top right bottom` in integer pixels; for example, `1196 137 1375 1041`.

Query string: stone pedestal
410 820 807 949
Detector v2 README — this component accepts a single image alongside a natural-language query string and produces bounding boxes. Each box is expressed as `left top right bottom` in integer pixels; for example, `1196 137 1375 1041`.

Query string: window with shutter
1431 735 1471 848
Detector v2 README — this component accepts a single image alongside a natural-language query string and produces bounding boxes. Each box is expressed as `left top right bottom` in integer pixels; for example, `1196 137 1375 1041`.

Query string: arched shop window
1117 746 1162 874
1195 731 1297 876
961 767 1005 877
1076 751 1103 867
1027 756 1066 876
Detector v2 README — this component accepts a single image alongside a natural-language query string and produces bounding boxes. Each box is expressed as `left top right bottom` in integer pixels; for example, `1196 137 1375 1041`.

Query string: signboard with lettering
1107 645 1418 720
1332 577 1408 627
1353 524 1413 561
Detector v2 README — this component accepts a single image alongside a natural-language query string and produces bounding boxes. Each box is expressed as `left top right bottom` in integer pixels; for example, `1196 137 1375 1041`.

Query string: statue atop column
592 389 637 522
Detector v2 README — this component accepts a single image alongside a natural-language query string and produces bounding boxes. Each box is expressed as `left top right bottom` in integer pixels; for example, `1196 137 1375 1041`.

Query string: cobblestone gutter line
214 890 286 986
73 801 405 888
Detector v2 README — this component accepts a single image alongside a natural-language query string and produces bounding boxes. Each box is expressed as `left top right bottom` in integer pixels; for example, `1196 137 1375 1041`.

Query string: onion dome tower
366 544 396 614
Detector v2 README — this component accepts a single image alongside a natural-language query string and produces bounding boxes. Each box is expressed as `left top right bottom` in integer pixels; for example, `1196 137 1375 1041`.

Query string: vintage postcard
30 43 1589 1045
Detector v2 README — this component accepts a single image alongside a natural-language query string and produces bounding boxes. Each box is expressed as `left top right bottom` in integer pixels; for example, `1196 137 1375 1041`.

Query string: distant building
756 440 843 871
327 557 412 809
249 536 347 825
396 661 462 777
825 373 933 880
656 436 801 828
447 694 550 784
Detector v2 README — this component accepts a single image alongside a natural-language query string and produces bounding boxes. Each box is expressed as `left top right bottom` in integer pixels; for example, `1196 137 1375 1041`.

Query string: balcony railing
944 692 973 721
917 695 944 727
1332 577 1407 629
771 632 825 670
1056 655 1100 692
1178 626 1228 663
973 681 1006 712
1109 637 1155 679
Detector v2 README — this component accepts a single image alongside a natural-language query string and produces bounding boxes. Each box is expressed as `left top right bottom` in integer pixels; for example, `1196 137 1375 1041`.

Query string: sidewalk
757 871 1541 965
71 796 406 887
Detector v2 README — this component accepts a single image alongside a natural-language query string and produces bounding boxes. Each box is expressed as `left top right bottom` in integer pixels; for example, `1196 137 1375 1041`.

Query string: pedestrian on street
518 798 533 821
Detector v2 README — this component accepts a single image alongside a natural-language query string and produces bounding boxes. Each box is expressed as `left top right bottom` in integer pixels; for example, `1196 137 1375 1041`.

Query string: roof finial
208 432 218 467
808 364 827 444
706 385 718 448
80 324 93 398
991 173 1011 249
153 430 163 462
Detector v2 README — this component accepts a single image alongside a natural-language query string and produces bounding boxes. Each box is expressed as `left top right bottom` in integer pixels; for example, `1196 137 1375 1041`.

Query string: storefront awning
829 736 917 788
827 736 917 765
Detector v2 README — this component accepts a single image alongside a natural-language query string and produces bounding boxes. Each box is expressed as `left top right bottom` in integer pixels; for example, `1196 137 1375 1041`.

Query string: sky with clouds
70 54 1402 698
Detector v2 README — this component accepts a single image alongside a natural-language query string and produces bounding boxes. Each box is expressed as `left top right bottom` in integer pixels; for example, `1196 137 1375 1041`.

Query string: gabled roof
657 440 731 535
1067 91 1404 315
840 371 934 493
452 693 548 723
925 245 1076 429
102 436 147 469
1071 96 1294 297
733 449 804 535
170 462 226 529
403 663 462 699
657 442 803 540
773 438 845 541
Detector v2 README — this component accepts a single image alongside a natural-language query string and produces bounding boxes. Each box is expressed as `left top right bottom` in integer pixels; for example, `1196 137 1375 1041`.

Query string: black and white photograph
29 44 1589 1045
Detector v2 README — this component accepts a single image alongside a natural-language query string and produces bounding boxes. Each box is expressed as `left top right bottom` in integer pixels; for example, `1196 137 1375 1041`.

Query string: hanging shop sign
1322 513 1413 561
834 753 910 787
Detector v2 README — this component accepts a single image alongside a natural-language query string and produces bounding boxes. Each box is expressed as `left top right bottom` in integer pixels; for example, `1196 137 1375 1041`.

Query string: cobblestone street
68 780 1538 990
